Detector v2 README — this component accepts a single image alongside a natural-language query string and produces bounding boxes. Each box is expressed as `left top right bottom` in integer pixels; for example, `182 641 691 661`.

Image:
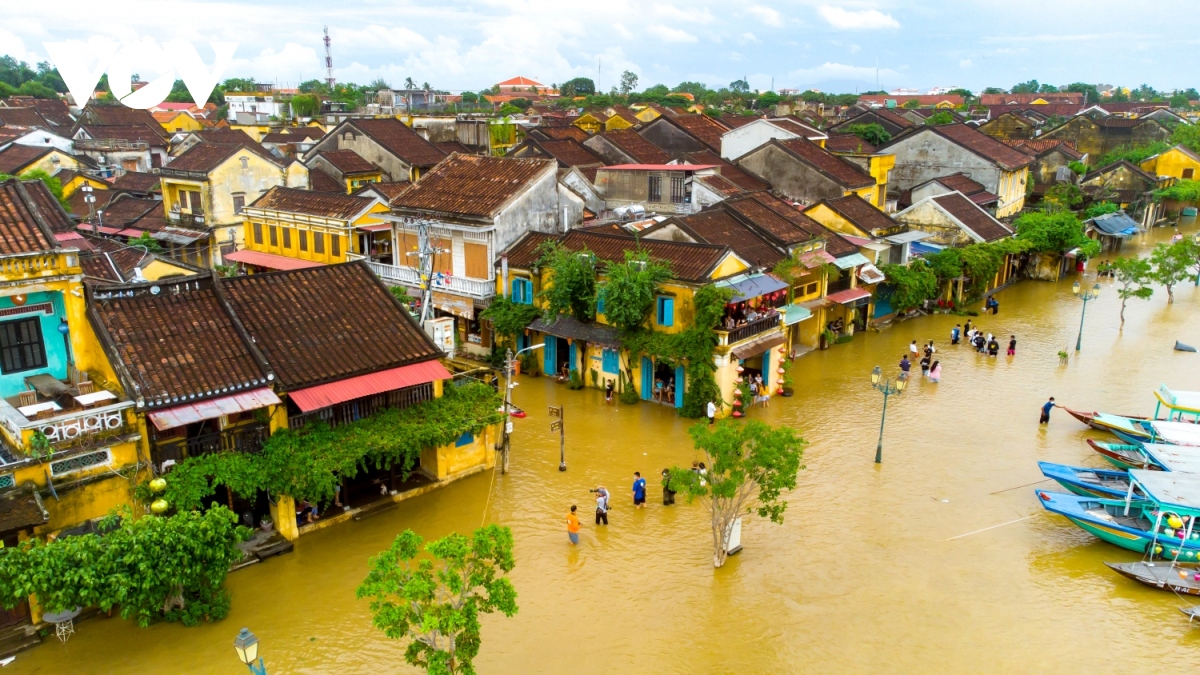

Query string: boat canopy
1140 444 1200 473
1130 470 1200 511
1150 421 1200 446
1154 384 1200 419
715 273 789 303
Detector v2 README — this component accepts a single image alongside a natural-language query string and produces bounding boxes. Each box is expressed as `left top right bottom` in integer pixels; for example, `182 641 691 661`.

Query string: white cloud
613 23 634 39
817 6 900 30
747 6 783 27
788 61 898 83
959 58 972 68
652 4 714 24
647 25 698 43
982 33 1130 44
849 44 861 54
742 32 760 43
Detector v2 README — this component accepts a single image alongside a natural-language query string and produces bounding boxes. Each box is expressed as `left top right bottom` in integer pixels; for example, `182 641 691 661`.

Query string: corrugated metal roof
288 360 451 412
825 287 872 305
148 387 281 430
222 249 326 270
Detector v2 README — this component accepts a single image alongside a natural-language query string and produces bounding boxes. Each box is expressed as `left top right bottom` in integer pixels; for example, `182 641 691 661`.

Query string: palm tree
404 76 415 90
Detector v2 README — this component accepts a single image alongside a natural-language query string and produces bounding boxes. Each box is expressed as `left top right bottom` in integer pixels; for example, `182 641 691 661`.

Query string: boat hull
1086 439 1162 470
1036 490 1200 559
1106 561 1200 596
1038 461 1135 499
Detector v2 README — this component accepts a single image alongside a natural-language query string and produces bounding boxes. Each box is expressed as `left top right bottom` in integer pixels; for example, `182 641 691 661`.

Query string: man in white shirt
706 400 717 425
909 340 919 356
595 487 610 525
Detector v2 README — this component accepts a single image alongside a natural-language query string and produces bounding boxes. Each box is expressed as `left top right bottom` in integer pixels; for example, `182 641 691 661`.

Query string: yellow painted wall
1142 148 1200 180
995 169 1028 218
419 423 499 480
710 254 750 280
868 155 895 208
159 113 204 133
243 201 388 265
806 203 866 237
140 258 199 280
59 173 108 198
573 114 604 135
605 116 634 132
344 172 383 194
229 124 272 142
635 108 661 123
20 150 79 176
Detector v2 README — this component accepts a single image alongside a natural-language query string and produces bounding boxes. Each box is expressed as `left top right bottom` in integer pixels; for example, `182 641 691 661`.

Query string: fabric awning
148 387 282 431
356 223 392 232
716 273 789 303
779 303 813 326
732 333 786 360
832 252 871 270
857 263 886 285
288 360 452 413
223 249 326 270
825 288 872 306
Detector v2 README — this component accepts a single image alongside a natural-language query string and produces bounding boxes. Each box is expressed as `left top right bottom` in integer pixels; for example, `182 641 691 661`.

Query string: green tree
643 83 670 97
1150 240 1193 304
129 232 163 254
16 80 57 98
729 79 750 93
946 88 974 100
496 104 522 116
845 123 891 146
1044 183 1083 210
667 421 806 568
1038 83 1059 94
298 79 329 95
221 77 256 93
1082 201 1118 219
357 525 517 675
1013 211 1099 256
1099 141 1170 166
1170 124 1200 153
460 91 478 104
982 87 1005 95
561 77 595 97
879 261 938 311
755 91 781 109
619 70 639 95
479 296 539 351
538 243 597 323
291 93 320 117
673 81 708 98
1110 256 1154 324
901 99 919 109
10 169 67 207
1011 79 1040 94
1066 82 1101 105
0 507 247 627
507 97 531 110
925 111 955 125
598 250 672 333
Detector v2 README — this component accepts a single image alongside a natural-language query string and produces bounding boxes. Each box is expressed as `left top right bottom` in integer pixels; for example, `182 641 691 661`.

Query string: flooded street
15 226 1200 673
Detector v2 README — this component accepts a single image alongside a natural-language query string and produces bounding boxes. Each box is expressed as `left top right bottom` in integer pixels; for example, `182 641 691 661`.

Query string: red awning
288 360 452 413
147 387 282 431
825 288 872 305
356 223 391 232
222 249 325 270
118 228 147 238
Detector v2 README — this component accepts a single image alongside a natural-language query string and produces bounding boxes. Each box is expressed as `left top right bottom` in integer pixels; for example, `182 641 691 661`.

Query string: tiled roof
0 144 51 174
857 95 965 107
79 236 154 282
282 127 325 140
30 98 73 127
248 186 374 220
986 104 1083 119
111 171 162 193
315 149 376 174
1082 160 1159 185
980 93 1083 106
666 114 730 151
1095 117 1159 129
498 76 543 87
433 141 473 155
309 167 344 193
87 275 273 407
0 107 49 128
930 173 985 195
924 124 1034 171
534 139 605 167
603 129 672 164
0 179 62 254
79 105 167 139
999 139 1080 158
96 196 160 227
0 484 47 533
534 125 590 142
559 229 732 283
848 107 914 130
769 118 825 138
498 230 558 268
715 115 762 129
814 195 898 235
929 192 1012 242
696 173 745 198
220 262 442 390
191 128 257 145
825 133 878 154
677 209 784 266
680 150 771 192
0 128 25 144
167 142 279 173
345 118 447 167
260 132 301 144
773 138 875 189
67 185 114 218
390 154 554 220
352 181 411 201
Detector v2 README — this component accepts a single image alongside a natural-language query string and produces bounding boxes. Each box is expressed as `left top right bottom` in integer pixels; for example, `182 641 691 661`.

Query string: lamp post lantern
233 628 267 675
1071 280 1101 351
870 366 907 464
498 342 544 474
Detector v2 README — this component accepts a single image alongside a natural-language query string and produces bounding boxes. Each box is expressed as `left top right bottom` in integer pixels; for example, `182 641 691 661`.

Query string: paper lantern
736 365 744 374
732 410 743 418
1155 545 1164 555
777 368 785 375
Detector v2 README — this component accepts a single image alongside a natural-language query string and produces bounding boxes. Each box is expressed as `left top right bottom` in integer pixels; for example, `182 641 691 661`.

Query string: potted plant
778 355 794 397
518 351 537 376
820 329 835 350
260 517 274 533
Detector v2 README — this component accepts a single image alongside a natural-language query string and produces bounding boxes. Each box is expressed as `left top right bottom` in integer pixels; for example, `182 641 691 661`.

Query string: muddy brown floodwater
15 226 1200 673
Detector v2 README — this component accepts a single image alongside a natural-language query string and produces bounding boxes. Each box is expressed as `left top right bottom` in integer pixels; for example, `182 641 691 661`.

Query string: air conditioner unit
423 316 456 358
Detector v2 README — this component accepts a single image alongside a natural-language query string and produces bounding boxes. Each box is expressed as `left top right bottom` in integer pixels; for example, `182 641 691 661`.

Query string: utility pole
497 343 543 474
324 26 335 89
549 405 565 471
403 217 446 327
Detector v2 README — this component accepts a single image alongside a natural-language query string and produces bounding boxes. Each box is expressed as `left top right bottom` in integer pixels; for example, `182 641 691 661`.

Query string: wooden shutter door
463 242 488 279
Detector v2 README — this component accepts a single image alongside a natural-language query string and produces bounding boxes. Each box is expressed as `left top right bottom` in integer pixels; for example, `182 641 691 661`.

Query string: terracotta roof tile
282 127 324 140
534 126 590 142
926 124 1034 171
352 181 411 200
986 104 1083 119
433 141 473 155
560 229 732 283
930 192 1012 242
248 186 374 220
773 138 875 189
0 179 61 254
696 173 745 198
813 195 898 235
725 193 859 257
96 196 159 227
603 129 671 164
344 118 446 168
533 139 605 167
715 115 763 129
980 93 1083 106
0 107 49 128
67 185 114 218
825 133 877 154
677 209 783 266
165 142 280 174
315 149 376 174
29 98 73 128
191 128 257 145
0 485 47 533
665 114 730 151
0 145 51 174
309 167 344 193
929 173 985 195
498 231 559 268
88 275 272 407
220 262 442 390
679 150 770 192
111 171 162 193
390 154 554 220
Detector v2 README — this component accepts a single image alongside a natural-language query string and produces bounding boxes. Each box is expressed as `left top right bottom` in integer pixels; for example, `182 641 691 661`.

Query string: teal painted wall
0 291 69 399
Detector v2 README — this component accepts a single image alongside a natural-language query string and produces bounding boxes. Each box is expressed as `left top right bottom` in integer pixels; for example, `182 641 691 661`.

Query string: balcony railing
717 315 782 347
153 424 269 470
0 252 73 279
0 397 136 459
364 261 494 299
288 383 433 430
167 210 206 227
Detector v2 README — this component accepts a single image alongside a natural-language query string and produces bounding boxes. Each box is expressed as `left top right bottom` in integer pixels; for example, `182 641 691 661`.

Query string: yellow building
232 186 390 270
53 169 109 199
573 112 609 135
153 111 205 134
158 142 308 265
602 106 639 131
1142 145 1200 181
0 145 80 177
304 149 384 194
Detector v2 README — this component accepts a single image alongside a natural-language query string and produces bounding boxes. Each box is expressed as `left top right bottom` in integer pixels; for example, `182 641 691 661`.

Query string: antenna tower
324 26 335 88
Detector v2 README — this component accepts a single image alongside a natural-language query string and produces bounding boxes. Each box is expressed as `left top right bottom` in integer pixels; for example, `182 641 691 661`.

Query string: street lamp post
870 365 908 464
499 342 544 474
1071 280 1101 351
233 628 267 675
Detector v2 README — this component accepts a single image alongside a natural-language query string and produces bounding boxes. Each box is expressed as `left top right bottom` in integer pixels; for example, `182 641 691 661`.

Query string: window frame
648 175 662 202
0 316 47 374
656 295 675 327
252 222 263 245
313 232 325 254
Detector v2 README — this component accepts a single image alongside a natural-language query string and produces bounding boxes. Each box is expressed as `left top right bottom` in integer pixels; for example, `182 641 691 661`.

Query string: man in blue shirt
1040 397 1058 425
899 355 911 373
951 324 961 345
632 472 647 508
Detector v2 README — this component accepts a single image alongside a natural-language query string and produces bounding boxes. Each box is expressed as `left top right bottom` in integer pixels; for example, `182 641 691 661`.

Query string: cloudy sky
2 0 1193 94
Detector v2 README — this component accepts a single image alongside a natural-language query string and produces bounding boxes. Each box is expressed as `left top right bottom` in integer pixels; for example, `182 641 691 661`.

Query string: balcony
364 261 494 299
0 252 76 280
167 209 206 227
152 424 269 471
0 395 136 460
716 314 783 348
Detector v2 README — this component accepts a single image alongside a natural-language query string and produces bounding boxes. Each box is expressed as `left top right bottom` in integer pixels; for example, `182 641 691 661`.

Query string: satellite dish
150 286 161 295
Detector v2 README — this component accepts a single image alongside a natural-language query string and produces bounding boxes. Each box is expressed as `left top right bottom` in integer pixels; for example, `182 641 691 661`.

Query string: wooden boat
1036 490 1200 559
1106 561 1200 596
1181 606 1200 622
1038 461 1140 499
1090 413 1157 443
1063 407 1146 430
1087 439 1162 470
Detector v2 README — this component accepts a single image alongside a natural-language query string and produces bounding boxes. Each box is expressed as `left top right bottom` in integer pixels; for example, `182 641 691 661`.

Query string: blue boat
1036 470 1200 559
1038 461 1140 499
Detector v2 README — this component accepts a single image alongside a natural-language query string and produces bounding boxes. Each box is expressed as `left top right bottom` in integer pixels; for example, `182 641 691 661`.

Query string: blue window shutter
543 338 555 374
456 431 474 447
656 297 665 325
597 289 606 315
603 349 618 374
674 365 685 408
569 341 577 372
641 356 653 400
662 297 675 327
510 278 520 302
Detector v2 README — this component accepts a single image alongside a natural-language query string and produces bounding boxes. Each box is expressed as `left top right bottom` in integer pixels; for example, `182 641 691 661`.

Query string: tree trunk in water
1120 299 1127 325
1168 286 1175 304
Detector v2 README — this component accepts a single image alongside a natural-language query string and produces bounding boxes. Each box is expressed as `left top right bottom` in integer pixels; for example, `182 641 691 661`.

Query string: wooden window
432 238 452 275
269 225 278 247
656 296 674 327
398 231 419 268
331 235 340 257
1185 168 1195 180
232 194 245 214
299 230 308 251
282 227 292 249
648 175 662 202
0 317 45 374
670 175 685 203
464 242 488 279
252 222 263 245
313 232 325 254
